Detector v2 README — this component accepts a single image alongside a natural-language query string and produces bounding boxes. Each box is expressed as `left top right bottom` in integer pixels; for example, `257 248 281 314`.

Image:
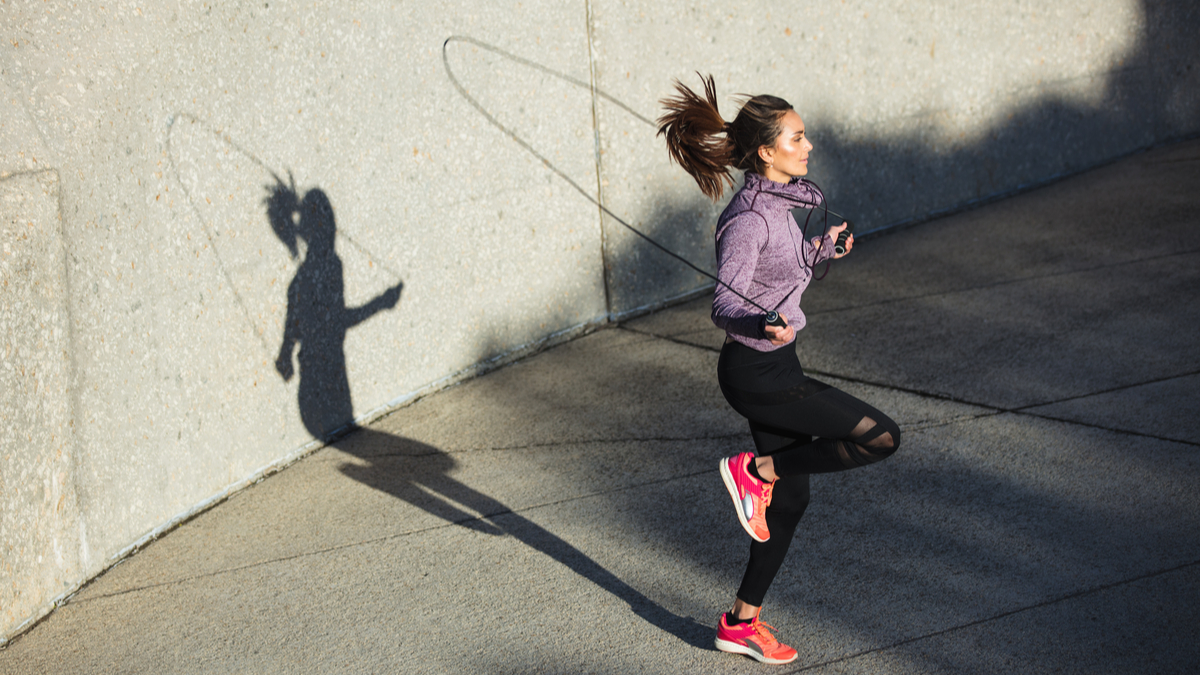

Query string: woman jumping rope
658 75 901 665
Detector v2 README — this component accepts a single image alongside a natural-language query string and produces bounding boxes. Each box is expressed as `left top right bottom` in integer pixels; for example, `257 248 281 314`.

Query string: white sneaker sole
714 637 798 664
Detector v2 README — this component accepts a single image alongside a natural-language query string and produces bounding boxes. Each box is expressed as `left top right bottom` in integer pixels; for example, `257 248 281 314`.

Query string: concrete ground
4 140 1199 674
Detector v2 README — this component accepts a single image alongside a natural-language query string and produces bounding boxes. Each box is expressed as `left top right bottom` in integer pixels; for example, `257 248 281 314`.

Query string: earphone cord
753 179 848 283
792 182 846 281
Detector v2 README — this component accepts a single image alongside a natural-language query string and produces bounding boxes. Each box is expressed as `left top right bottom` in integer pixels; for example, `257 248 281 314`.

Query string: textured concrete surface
1 1 608 639
0 170 83 633
1 140 1196 672
3 0 1199 644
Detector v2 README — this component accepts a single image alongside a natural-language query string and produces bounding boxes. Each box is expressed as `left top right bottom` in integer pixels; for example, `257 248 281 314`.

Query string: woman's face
759 110 812 183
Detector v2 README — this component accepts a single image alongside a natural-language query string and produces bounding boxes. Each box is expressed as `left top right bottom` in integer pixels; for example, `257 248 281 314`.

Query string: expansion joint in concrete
623 324 1199 447
358 433 747 458
70 466 721 606
811 367 1200 447
582 0 613 319
1013 410 1200 448
615 325 723 354
1010 369 1200 413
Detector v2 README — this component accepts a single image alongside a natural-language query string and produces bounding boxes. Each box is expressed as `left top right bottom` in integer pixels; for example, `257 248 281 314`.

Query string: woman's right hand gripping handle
764 312 794 346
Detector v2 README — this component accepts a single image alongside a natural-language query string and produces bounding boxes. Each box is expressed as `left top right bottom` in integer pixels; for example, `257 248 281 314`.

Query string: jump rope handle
765 311 787 328
834 218 855 256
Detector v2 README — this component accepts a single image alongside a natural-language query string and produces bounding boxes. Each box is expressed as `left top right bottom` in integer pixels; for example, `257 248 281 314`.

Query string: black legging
717 339 901 606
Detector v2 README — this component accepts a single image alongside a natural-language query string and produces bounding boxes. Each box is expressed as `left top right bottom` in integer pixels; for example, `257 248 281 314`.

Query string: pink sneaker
715 610 798 664
719 452 773 542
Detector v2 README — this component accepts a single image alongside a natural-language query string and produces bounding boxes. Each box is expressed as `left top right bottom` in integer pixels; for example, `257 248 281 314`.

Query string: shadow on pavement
335 429 713 649
268 180 711 648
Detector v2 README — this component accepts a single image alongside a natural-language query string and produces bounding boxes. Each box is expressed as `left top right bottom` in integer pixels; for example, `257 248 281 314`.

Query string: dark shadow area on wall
813 0 1200 237
266 180 710 648
443 2 1199 317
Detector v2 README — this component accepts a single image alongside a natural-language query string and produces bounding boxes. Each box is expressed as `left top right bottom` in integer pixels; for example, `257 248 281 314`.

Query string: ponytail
658 74 794 201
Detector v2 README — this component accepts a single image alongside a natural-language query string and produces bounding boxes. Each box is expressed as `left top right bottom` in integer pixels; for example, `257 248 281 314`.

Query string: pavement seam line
902 413 1005 432
616 325 724 353
67 467 721 604
816 369 1200 447
782 558 1200 673
624 326 1200 447
804 368 1002 409
619 324 1019 412
331 432 747 459
1006 410 1200 448
623 315 1200 420
1011 368 1200 411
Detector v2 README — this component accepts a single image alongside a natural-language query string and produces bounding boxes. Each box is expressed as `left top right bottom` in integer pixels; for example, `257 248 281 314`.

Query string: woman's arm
712 213 773 339
345 281 403 329
276 278 300 381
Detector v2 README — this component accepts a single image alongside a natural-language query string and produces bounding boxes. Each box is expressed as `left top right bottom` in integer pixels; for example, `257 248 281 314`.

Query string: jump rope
172 39 853 343
443 35 854 329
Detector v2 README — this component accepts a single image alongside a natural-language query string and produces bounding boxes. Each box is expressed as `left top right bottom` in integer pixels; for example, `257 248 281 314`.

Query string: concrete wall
1 0 1196 642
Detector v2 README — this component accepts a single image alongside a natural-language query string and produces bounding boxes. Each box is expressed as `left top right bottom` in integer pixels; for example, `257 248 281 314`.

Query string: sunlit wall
2 0 1196 642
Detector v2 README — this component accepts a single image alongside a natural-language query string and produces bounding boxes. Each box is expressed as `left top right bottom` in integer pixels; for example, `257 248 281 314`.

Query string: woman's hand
813 222 853 258
831 222 853 258
275 352 294 381
764 313 794 346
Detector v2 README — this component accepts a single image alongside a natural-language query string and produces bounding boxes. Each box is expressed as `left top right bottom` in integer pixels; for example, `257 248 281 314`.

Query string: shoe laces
751 618 780 646
760 478 775 503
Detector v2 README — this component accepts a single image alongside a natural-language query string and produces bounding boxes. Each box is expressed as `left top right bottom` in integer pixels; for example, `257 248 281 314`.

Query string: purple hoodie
712 172 836 352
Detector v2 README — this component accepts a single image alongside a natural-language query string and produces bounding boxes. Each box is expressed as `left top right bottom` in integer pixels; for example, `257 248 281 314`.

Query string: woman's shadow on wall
265 179 709 647
266 179 403 439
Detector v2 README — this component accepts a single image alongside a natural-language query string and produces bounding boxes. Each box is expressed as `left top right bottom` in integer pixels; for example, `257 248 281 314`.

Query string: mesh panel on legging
751 387 901 477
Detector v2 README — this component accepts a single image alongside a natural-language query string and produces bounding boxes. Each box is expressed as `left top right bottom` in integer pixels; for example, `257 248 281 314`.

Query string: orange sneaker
714 610 798 665
719 452 773 542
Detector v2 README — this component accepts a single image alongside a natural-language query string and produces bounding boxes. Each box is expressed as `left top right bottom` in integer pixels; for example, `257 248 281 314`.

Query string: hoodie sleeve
809 230 837 265
711 210 770 339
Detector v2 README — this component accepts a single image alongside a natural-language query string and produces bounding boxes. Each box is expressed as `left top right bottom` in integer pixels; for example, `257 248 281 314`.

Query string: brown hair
657 74 794 201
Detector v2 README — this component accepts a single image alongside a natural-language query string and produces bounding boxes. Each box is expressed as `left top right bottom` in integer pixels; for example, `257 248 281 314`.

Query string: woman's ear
757 144 774 166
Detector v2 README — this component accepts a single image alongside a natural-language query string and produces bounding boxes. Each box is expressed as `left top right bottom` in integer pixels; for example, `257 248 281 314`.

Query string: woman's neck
759 167 796 185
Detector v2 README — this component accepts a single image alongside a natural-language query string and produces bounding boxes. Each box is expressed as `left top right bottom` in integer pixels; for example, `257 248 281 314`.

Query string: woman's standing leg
714 476 810 663
734 423 812 611
715 425 811 665
734 473 809 611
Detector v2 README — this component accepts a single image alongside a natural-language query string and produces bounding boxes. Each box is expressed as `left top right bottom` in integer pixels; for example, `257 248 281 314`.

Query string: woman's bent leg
736 473 810 606
736 387 901 476
718 340 901 477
